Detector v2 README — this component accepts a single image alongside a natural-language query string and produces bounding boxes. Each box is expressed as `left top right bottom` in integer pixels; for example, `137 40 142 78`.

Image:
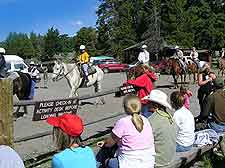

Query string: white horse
52 61 105 105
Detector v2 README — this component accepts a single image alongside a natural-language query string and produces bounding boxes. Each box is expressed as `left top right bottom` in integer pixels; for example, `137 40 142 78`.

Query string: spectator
46 114 97 168
197 64 216 116
202 78 225 133
180 86 192 110
97 95 155 168
0 137 25 168
170 91 195 152
143 90 176 167
126 66 157 117
0 47 6 78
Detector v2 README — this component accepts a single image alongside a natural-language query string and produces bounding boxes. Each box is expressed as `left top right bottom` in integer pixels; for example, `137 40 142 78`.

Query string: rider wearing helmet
79 45 89 82
0 48 6 78
138 44 150 66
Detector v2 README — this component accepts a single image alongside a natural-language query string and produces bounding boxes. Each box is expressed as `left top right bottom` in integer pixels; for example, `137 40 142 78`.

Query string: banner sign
32 98 79 121
119 85 136 96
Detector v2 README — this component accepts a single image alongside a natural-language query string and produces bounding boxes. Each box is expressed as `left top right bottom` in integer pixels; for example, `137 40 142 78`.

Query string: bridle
53 64 76 81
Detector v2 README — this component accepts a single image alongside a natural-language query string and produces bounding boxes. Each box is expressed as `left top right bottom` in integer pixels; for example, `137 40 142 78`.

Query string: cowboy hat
142 89 172 110
141 44 147 49
30 61 35 65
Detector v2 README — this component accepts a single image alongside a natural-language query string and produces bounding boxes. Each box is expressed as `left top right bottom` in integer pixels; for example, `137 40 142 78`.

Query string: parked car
4 55 29 73
97 61 129 73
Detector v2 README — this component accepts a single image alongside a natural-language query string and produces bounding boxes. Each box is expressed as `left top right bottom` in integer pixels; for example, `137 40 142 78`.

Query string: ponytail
131 113 144 132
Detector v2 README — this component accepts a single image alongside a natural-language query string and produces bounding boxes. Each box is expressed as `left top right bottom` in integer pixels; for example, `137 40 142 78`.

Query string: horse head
52 61 65 81
127 65 146 80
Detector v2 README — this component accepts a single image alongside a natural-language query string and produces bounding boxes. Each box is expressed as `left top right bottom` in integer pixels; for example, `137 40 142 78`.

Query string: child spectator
170 91 195 152
0 136 25 168
46 114 97 168
97 95 155 168
125 66 157 117
180 86 192 110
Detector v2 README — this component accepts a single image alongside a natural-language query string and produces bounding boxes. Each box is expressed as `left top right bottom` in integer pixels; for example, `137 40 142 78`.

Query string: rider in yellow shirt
79 45 89 82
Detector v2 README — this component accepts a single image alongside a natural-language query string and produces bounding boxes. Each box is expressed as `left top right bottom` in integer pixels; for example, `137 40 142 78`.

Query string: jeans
107 158 119 168
141 105 153 118
176 143 192 152
208 121 225 134
82 64 89 76
28 80 36 100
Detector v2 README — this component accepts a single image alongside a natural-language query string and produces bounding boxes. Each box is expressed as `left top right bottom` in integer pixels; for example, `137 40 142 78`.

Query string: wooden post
0 79 14 147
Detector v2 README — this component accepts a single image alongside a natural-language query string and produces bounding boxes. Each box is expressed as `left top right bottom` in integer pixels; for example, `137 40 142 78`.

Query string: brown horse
218 57 225 77
167 58 187 88
187 60 198 83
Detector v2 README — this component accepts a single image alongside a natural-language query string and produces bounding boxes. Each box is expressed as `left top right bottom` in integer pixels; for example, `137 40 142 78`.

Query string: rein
54 65 77 81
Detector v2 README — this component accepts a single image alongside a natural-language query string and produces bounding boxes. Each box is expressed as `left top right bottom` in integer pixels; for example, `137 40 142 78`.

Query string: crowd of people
1 45 225 168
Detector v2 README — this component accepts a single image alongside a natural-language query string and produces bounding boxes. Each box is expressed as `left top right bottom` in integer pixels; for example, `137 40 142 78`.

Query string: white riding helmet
80 45 86 50
141 44 147 49
0 48 6 54
175 46 179 49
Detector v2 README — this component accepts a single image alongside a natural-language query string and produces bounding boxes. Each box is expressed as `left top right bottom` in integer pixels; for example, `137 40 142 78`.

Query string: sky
0 0 99 41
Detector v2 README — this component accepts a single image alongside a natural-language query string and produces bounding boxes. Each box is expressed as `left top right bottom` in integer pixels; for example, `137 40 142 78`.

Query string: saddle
78 64 97 78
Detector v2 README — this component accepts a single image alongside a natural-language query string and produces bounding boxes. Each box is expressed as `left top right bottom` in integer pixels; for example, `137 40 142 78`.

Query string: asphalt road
13 72 201 160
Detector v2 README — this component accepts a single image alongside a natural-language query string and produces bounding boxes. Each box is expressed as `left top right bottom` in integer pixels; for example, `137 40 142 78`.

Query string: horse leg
23 105 28 117
173 73 178 89
94 82 105 105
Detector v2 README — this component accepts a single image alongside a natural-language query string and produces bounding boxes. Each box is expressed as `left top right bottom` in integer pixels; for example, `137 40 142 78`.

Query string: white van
4 55 29 73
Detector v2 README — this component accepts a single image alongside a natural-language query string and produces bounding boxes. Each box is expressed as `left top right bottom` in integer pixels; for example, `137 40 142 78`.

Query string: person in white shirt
221 48 225 58
173 46 187 72
190 47 200 68
138 44 149 66
170 91 195 152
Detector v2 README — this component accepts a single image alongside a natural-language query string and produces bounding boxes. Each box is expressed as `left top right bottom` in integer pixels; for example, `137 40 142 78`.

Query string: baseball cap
47 113 84 137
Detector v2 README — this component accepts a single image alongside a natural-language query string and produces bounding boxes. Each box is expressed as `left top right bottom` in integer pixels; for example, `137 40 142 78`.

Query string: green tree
5 32 35 59
30 32 44 60
74 27 97 57
43 27 61 60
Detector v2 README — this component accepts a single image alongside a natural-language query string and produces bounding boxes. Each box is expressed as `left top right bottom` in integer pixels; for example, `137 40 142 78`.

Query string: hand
186 90 193 96
97 141 105 148
208 78 212 82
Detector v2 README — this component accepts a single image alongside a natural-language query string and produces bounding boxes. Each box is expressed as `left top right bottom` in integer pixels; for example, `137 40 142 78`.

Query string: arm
198 73 212 86
103 132 120 148
127 75 146 87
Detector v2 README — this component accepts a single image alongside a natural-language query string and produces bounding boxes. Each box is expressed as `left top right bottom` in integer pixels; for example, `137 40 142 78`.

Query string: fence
0 78 122 145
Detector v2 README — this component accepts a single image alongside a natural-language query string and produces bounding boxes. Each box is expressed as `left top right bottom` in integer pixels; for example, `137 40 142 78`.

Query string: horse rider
221 48 225 58
0 47 7 78
190 47 200 68
79 45 89 83
173 46 187 72
138 44 150 66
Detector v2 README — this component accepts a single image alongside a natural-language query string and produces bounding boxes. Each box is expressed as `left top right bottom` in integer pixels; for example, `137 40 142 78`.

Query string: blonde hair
123 95 143 132
53 127 83 151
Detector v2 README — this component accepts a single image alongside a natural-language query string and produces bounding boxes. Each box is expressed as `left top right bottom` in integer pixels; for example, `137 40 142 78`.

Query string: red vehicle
97 61 129 73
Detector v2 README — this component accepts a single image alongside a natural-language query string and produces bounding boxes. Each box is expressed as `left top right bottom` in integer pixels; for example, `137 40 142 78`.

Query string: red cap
47 114 84 137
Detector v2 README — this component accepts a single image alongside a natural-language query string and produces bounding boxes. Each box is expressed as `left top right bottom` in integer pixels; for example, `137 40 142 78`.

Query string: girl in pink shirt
97 95 155 168
180 86 193 110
